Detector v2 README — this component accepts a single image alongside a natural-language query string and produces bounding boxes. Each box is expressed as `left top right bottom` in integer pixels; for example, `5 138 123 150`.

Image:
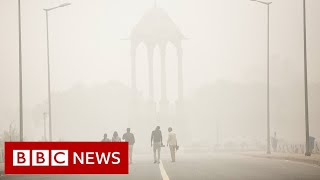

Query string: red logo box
5 142 128 174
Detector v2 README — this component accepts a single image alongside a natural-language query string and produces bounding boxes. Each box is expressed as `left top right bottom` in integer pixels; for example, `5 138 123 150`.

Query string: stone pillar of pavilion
174 41 190 144
159 42 169 118
130 43 137 92
177 46 183 103
147 44 155 100
128 4 186 136
146 43 156 119
129 40 139 129
176 41 184 115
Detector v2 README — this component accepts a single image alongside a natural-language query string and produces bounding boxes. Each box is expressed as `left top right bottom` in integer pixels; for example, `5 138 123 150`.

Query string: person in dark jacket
122 128 135 164
151 126 162 164
101 133 110 142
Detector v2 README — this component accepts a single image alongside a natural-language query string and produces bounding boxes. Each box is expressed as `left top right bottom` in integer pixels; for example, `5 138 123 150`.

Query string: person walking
151 126 163 164
101 133 110 142
271 132 278 152
122 128 135 164
167 127 177 162
112 131 121 142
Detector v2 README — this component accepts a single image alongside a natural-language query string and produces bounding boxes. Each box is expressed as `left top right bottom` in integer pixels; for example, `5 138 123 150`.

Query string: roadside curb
0 164 4 177
240 153 320 167
0 166 3 177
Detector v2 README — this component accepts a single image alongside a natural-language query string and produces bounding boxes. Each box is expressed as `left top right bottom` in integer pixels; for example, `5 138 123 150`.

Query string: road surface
1 153 320 180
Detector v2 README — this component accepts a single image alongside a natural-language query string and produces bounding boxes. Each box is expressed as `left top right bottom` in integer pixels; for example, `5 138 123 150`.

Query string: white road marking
159 160 170 180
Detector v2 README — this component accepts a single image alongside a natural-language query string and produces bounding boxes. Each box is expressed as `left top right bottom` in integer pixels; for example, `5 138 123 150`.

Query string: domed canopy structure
130 7 185 46
128 2 187 144
129 3 185 120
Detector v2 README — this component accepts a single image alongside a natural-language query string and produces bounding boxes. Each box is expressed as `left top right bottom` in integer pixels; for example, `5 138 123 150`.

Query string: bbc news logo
5 142 128 174
13 150 69 166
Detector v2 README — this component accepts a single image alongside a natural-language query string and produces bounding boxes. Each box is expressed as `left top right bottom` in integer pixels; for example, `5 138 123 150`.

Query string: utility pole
18 0 24 142
43 113 47 141
303 0 311 156
250 0 272 154
44 2 71 141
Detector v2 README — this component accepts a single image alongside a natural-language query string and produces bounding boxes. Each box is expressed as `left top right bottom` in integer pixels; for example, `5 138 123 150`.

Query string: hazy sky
0 0 319 141
1 0 319 109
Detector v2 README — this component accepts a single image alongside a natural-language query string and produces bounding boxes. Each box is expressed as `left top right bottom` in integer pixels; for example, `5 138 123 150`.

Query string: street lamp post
302 0 311 157
216 119 219 146
18 0 23 142
44 3 71 141
250 0 272 154
43 112 47 141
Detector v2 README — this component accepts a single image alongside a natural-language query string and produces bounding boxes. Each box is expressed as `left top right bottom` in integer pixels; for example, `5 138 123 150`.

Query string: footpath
240 151 320 166
0 163 3 175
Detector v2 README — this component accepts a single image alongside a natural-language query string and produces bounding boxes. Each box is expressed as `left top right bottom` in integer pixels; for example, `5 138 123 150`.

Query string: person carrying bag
167 127 178 162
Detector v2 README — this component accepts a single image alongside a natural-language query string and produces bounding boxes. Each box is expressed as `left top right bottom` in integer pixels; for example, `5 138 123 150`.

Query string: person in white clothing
167 127 177 162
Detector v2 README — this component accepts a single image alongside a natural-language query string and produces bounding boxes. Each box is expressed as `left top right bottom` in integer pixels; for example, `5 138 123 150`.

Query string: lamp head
250 0 272 5
59 3 71 7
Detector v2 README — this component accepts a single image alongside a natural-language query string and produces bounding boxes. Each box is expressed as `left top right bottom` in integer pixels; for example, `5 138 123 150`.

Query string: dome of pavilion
130 6 185 45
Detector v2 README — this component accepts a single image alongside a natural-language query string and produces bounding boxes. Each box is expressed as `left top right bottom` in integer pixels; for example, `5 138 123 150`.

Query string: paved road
1 153 320 180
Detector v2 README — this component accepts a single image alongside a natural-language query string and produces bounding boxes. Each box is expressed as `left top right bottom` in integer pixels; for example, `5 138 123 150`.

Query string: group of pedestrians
151 126 178 164
102 128 135 164
101 126 178 164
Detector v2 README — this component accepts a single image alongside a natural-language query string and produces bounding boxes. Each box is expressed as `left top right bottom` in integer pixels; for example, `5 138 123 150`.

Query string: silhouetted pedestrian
102 133 110 142
151 126 162 164
112 131 121 142
122 128 135 164
271 132 278 152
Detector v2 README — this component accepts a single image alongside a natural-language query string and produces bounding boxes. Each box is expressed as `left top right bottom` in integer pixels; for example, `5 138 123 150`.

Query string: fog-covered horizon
1 0 319 146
